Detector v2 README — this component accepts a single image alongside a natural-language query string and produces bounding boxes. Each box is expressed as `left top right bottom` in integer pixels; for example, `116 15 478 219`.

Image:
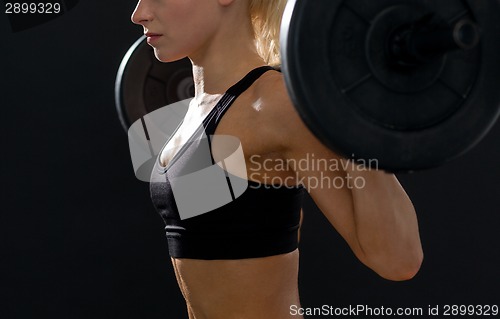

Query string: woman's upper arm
264 80 368 263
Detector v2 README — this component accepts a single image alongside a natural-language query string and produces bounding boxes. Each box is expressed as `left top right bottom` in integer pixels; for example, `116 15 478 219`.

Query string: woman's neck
188 6 267 98
190 55 265 96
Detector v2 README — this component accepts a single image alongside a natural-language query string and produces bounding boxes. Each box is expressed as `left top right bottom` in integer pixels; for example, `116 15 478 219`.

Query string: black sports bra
150 66 304 260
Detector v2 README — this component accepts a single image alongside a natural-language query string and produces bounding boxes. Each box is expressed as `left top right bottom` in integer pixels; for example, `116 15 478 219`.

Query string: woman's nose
131 0 153 25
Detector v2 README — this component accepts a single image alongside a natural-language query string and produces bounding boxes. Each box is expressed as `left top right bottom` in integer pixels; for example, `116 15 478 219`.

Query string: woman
131 0 424 318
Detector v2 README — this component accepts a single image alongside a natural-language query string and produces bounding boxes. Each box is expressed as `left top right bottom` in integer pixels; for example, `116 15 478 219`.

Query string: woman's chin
153 49 188 64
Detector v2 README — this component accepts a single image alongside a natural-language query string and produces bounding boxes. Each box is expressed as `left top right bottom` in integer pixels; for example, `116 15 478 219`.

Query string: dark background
1 1 499 318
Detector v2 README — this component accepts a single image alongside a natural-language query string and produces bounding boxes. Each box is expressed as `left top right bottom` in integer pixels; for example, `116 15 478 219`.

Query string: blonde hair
249 0 288 66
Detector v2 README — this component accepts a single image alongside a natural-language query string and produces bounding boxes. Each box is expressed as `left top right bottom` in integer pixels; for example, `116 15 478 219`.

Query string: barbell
115 0 500 172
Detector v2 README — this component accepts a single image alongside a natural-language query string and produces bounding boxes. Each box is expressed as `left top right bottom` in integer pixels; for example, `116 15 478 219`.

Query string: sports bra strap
226 66 275 95
204 66 276 135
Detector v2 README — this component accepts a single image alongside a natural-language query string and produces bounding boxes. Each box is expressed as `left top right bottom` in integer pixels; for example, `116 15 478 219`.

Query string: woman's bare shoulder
253 72 300 118
252 70 311 140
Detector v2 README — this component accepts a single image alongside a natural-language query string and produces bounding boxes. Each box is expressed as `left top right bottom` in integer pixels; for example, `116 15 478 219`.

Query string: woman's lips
145 33 162 44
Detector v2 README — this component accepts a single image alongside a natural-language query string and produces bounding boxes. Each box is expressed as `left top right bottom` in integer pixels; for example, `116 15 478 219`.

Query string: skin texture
132 1 424 318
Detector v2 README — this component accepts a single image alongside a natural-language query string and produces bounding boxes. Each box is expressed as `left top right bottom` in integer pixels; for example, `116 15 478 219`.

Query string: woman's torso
154 70 304 318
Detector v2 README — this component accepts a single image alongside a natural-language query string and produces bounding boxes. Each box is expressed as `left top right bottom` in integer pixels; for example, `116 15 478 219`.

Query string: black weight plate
115 36 194 132
281 0 500 172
